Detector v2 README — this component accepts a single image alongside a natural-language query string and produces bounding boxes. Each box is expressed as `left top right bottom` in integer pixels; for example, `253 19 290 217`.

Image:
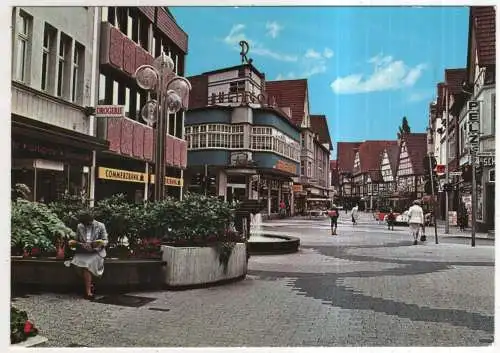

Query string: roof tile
265 79 308 126
310 115 333 149
402 133 428 175
337 142 362 174
471 6 496 66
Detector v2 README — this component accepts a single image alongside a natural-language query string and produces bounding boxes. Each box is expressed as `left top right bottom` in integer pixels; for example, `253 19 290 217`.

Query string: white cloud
253 47 298 62
323 48 334 58
276 47 332 79
305 49 322 59
408 90 433 102
224 24 250 46
223 24 297 62
276 72 297 80
266 21 283 39
331 54 427 94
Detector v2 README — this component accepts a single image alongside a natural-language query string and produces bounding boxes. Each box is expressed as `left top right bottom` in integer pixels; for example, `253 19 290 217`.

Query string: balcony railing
11 81 89 136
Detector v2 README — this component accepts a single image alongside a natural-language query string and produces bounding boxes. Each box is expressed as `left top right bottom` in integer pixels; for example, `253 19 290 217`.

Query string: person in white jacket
351 204 359 226
407 200 424 245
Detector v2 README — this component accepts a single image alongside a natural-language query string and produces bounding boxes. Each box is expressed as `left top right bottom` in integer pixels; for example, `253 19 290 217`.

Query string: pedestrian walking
407 200 424 245
279 200 286 219
327 204 339 235
351 204 359 226
387 209 396 231
458 203 468 231
420 223 426 241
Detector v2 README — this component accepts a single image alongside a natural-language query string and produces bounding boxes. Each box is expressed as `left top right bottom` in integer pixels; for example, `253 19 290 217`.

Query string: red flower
23 320 33 334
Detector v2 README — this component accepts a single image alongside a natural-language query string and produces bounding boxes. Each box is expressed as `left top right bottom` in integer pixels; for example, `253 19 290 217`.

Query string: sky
170 6 469 156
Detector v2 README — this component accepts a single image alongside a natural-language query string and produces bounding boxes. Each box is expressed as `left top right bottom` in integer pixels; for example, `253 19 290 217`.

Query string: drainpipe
88 7 99 207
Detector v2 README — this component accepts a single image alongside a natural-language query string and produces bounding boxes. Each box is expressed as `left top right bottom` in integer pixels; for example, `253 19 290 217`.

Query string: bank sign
467 101 480 155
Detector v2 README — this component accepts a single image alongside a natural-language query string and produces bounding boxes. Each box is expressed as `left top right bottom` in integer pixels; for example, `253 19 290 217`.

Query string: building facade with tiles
95 6 188 202
184 64 302 217
427 6 495 231
11 6 190 204
11 6 110 203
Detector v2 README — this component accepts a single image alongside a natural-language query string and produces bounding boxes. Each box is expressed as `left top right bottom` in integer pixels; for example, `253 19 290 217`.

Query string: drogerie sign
95 105 125 118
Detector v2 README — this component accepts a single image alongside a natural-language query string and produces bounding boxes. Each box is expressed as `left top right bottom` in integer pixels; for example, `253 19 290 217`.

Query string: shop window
41 22 56 91
15 10 32 83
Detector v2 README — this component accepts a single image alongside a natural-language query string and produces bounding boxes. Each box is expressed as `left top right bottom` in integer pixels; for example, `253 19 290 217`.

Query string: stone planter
161 243 247 287
11 257 165 293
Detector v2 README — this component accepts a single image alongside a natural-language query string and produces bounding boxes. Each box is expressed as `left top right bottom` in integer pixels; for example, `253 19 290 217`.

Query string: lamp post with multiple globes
134 52 191 201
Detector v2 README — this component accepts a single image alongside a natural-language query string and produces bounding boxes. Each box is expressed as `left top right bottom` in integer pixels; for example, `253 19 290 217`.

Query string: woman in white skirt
407 200 424 245
66 211 108 300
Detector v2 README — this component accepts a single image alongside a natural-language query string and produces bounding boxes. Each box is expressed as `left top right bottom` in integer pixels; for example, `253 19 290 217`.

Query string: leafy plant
11 306 38 344
92 194 143 247
48 194 89 231
11 199 74 254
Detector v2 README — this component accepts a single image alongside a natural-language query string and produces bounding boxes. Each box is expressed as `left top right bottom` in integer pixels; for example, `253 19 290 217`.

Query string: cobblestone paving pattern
12 214 495 347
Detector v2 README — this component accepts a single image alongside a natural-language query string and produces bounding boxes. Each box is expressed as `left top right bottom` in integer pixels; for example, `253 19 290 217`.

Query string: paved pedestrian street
12 214 494 347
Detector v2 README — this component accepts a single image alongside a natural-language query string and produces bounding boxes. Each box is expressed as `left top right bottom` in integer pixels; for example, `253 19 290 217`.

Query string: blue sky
171 6 469 155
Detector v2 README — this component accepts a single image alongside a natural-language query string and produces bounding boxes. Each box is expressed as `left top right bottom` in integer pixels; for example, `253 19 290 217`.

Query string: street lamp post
134 52 191 201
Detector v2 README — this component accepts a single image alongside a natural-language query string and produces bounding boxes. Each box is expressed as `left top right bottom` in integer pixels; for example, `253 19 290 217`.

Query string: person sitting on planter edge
65 210 108 300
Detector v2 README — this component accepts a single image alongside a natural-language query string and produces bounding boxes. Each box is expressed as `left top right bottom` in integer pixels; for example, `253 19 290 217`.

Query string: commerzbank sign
98 167 147 183
98 167 183 187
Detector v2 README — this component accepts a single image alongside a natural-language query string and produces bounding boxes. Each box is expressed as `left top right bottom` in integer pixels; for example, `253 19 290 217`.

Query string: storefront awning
12 114 110 151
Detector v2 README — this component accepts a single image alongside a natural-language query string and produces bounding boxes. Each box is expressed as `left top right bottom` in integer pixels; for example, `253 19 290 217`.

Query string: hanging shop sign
477 152 495 167
95 105 125 118
273 160 297 174
292 184 303 192
150 175 184 187
467 100 480 156
98 167 147 183
434 164 446 175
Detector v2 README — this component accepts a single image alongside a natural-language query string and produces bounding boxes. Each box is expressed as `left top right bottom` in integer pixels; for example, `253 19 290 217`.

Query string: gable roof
337 142 362 174
358 140 398 174
310 115 333 150
401 133 428 175
471 6 496 67
445 68 467 95
265 79 308 126
386 144 400 178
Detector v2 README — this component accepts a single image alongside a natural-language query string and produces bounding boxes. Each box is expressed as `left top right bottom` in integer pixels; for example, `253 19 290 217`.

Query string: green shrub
11 199 74 253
